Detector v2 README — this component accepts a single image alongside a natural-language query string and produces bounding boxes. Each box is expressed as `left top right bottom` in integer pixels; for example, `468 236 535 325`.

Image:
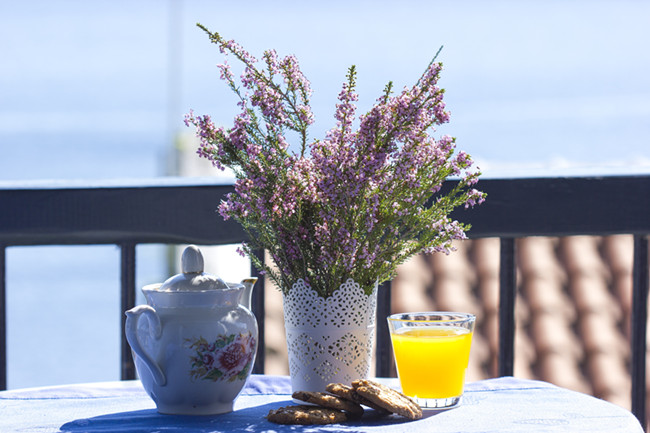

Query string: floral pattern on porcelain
186 332 256 382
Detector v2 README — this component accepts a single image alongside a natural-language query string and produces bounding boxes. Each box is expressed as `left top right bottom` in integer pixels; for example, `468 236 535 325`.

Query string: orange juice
390 326 473 398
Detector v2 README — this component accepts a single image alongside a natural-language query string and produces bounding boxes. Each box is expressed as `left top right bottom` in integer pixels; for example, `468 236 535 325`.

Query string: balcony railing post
498 238 517 377
631 235 648 429
120 242 137 380
375 280 393 377
0 245 6 390
250 249 265 375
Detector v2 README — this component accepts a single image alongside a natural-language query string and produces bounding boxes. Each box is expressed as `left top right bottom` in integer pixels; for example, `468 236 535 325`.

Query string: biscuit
352 379 422 420
267 405 347 425
326 382 390 414
292 390 364 417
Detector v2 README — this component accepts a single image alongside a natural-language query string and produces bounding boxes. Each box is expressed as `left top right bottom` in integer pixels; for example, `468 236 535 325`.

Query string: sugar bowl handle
125 305 166 386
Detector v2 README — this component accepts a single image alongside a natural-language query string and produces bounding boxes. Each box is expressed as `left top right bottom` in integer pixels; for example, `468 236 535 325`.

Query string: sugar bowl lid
158 245 229 292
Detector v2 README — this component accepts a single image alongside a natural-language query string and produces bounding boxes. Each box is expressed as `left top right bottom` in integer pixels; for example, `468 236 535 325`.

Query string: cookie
267 405 347 425
325 382 390 414
352 379 422 420
292 390 364 416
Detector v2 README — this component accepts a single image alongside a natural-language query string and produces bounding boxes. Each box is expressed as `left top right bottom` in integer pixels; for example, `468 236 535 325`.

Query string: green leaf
205 368 224 381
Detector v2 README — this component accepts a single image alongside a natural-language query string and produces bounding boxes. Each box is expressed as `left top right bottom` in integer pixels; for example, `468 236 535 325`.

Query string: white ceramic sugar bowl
125 245 258 415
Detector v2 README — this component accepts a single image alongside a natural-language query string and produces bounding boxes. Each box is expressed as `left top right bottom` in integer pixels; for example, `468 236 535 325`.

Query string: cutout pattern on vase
283 278 377 392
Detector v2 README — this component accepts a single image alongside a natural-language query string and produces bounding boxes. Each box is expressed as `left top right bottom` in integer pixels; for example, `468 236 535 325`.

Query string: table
0 375 643 432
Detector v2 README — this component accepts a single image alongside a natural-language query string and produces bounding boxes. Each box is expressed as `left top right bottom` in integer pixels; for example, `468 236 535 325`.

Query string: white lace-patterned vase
282 278 377 393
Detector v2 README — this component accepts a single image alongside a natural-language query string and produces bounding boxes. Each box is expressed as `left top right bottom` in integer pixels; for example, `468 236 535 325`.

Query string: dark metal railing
1 175 648 428
633 235 649 427
498 238 517 378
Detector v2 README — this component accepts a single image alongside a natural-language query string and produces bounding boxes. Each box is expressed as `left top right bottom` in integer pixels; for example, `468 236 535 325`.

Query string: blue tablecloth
0 375 643 432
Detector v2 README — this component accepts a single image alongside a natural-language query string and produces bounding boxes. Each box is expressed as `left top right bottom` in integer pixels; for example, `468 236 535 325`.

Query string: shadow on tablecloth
59 400 436 433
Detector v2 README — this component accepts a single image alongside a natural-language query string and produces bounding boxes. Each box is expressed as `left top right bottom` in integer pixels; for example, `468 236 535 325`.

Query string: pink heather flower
263 49 280 75
279 54 312 100
217 61 234 83
220 39 257 64
236 244 247 257
465 188 486 208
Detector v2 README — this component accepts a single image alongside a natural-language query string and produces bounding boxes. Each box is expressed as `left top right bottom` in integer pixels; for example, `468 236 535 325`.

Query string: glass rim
387 311 476 323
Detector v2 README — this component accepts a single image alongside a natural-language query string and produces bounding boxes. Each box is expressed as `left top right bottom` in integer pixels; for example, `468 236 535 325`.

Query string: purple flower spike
186 25 486 298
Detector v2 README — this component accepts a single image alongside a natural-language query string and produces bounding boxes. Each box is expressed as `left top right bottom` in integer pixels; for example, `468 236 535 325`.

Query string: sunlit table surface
0 375 643 432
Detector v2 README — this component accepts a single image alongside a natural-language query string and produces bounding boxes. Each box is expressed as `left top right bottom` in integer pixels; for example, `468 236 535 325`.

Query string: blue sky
1 0 649 179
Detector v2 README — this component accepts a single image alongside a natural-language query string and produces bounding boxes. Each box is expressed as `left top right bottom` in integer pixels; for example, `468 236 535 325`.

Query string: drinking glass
387 312 475 409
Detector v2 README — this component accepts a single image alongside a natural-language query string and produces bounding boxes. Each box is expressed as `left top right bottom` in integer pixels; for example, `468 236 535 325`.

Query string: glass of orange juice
387 312 475 409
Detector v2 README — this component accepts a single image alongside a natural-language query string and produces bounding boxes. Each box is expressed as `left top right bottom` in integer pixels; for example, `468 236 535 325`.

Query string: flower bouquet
186 24 485 390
